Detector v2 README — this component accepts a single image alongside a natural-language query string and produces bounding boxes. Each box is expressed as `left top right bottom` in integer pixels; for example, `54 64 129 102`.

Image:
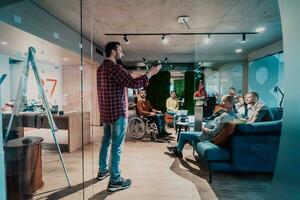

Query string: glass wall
0 0 283 199
205 63 243 98
0 0 88 199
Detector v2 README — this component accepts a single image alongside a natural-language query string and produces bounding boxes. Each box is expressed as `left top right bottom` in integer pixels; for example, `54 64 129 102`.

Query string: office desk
2 111 90 152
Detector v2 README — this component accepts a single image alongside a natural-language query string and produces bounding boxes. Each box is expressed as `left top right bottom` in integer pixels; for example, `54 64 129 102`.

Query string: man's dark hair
105 42 120 57
250 91 259 100
171 91 176 94
139 89 146 94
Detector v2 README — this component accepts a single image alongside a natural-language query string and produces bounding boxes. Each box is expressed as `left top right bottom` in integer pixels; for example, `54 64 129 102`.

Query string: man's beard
117 59 131 70
116 59 123 65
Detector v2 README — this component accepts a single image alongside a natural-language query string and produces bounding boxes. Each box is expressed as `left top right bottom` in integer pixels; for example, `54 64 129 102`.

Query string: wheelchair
127 115 159 141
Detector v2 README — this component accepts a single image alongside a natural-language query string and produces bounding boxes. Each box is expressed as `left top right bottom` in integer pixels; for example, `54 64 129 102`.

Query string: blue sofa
194 108 283 183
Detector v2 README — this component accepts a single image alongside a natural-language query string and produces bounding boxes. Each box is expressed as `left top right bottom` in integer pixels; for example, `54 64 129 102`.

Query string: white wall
0 52 63 109
0 54 11 106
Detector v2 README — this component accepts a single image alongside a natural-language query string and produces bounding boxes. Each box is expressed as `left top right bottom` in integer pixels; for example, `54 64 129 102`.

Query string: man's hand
131 71 146 78
146 65 161 79
149 112 156 116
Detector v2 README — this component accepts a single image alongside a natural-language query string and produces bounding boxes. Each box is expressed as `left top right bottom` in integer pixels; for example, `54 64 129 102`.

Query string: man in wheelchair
136 89 171 138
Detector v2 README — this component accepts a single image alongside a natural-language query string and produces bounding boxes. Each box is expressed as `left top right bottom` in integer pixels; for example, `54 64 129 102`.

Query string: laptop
176 110 188 116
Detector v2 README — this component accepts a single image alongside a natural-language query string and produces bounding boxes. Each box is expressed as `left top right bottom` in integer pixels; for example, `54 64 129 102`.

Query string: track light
123 35 129 44
107 32 259 44
242 34 246 43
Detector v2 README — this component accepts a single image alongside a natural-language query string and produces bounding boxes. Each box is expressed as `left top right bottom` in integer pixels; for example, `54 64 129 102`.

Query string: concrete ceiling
32 0 282 65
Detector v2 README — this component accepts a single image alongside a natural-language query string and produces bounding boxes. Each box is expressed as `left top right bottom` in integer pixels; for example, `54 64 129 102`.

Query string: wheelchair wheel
128 117 146 139
146 123 159 141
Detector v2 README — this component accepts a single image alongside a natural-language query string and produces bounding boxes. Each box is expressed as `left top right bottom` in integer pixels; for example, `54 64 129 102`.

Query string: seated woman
167 95 237 158
235 95 248 118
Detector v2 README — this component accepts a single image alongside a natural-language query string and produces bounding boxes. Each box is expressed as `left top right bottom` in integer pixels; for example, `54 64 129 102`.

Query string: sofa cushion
234 120 282 135
195 142 230 161
212 123 236 146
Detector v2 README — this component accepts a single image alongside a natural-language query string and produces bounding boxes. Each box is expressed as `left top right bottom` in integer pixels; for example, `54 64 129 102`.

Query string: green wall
174 79 184 99
184 71 196 114
146 71 170 112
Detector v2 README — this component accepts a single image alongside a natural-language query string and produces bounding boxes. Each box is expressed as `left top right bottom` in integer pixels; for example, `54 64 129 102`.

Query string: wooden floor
31 126 272 200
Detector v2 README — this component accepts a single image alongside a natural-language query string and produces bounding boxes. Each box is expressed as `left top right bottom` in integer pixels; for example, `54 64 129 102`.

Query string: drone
142 57 173 70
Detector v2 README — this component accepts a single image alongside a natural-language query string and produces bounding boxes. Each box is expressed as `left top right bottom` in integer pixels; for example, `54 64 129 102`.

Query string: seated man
136 89 170 138
244 92 273 122
166 91 179 115
167 95 237 158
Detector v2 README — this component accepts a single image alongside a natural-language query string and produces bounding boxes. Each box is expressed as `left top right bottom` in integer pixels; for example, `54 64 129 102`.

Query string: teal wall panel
268 0 300 199
249 53 284 107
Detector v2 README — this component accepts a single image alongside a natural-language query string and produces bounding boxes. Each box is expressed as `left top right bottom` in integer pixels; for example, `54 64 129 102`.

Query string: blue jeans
146 113 165 135
99 117 127 182
177 131 201 152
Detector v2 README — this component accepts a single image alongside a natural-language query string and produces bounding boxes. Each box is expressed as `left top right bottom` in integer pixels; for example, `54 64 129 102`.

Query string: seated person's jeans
177 131 201 152
146 113 165 135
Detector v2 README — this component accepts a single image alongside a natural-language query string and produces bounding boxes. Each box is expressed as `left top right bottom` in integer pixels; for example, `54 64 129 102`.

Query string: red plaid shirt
97 59 149 123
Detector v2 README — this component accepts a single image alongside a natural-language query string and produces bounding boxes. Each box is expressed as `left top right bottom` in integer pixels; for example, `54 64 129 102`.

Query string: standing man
97 42 161 192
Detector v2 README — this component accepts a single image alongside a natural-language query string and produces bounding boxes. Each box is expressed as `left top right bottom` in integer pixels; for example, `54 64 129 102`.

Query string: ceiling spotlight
204 34 211 44
170 64 174 70
0 41 8 45
256 27 266 33
161 35 169 44
63 57 68 61
242 34 246 43
235 48 242 53
123 35 130 44
164 57 168 63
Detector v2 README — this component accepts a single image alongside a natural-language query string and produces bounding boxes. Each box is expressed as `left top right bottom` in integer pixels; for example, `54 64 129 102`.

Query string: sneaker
163 131 172 136
107 177 131 192
96 170 110 181
167 146 177 152
169 149 183 158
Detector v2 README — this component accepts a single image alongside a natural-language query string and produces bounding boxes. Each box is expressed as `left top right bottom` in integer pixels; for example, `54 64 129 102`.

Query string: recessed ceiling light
204 35 211 44
63 57 68 61
161 35 169 44
256 27 266 33
235 48 242 53
1 41 8 45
